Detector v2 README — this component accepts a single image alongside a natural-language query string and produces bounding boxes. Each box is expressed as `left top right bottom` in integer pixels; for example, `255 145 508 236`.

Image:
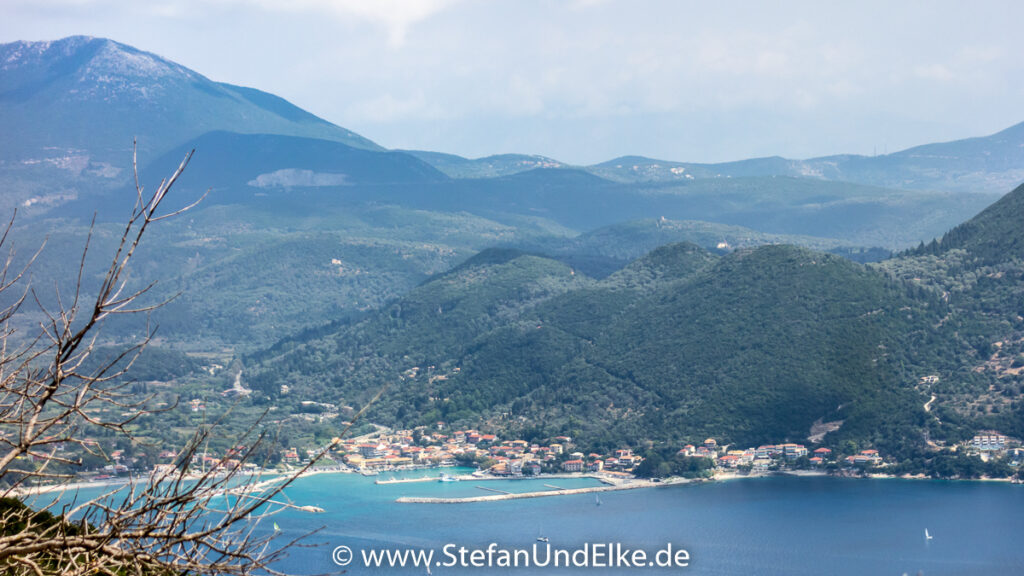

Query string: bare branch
0 144 353 575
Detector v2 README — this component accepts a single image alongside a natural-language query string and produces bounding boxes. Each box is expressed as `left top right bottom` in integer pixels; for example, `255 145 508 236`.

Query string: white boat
536 536 549 543
595 495 602 506
439 473 459 482
925 528 933 540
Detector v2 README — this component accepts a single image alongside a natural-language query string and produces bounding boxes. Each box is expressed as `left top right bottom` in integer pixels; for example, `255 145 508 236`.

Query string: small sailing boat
925 528 933 540
273 522 281 532
595 495 602 506
536 526 548 542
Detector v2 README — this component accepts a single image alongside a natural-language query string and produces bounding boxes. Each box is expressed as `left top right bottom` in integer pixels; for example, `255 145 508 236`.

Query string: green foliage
879 183 1024 437
81 346 202 383
245 242 948 452
633 449 714 479
890 452 1015 479
906 182 1024 265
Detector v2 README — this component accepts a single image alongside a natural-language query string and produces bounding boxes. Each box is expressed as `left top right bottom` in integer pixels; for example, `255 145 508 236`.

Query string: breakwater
376 472 618 485
395 480 672 503
375 476 439 484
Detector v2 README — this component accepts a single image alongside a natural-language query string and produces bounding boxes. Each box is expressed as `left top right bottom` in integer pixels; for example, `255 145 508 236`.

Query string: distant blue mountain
406 126 1024 195
0 35 1013 251
588 124 1024 193
0 36 379 159
0 36 381 211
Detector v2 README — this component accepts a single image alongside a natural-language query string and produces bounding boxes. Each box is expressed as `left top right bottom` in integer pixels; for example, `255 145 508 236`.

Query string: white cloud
914 63 955 82
569 0 612 9
219 0 464 47
956 45 1002 65
345 91 443 123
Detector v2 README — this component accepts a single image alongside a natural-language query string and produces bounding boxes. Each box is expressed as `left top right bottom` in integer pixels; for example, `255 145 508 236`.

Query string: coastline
12 464 1020 501
9 464 352 498
11 478 133 498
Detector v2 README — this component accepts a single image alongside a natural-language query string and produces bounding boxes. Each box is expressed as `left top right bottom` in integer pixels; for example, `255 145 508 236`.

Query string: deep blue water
259 471 1024 575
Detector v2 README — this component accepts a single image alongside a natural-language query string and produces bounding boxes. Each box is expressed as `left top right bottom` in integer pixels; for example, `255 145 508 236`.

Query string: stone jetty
395 479 674 504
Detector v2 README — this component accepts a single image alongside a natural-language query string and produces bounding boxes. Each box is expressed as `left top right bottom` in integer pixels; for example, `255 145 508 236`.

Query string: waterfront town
7 417 1020 489
171 426 1022 481
333 430 884 476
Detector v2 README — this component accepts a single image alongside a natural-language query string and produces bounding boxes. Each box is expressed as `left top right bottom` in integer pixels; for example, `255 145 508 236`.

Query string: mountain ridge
0 36 382 211
0 36 380 154
409 126 1024 194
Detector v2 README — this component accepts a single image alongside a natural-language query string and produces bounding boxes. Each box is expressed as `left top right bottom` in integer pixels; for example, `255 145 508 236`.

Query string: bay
263 471 1024 575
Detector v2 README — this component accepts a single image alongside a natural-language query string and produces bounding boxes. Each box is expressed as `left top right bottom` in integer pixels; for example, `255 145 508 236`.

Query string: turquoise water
261 471 1024 575
44 471 1024 574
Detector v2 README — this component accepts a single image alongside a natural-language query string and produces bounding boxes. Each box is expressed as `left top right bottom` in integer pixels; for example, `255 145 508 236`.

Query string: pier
395 479 678 504
476 485 512 495
375 476 439 484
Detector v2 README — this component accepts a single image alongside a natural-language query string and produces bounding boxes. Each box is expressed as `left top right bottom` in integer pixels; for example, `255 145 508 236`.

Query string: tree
0 144 342 575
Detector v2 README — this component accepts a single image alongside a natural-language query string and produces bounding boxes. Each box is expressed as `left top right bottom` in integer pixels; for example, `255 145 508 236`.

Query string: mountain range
583 122 1024 193
1 36 1022 457
0 36 1011 237
404 125 1024 195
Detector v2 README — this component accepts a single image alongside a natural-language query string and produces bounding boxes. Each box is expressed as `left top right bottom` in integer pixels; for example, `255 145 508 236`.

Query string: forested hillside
245 242 956 453
879 182 1024 439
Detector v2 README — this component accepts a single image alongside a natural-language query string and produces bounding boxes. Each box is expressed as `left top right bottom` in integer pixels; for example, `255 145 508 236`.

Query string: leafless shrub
0 143 346 575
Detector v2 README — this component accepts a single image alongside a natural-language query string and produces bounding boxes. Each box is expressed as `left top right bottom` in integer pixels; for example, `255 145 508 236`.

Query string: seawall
395 479 680 504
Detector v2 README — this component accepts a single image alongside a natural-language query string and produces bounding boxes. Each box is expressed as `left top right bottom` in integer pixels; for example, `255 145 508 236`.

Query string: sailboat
925 528 933 540
595 495 602 506
273 522 281 532
536 526 548 543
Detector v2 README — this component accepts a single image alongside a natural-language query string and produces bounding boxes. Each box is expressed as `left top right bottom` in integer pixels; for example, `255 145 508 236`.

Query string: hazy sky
2 0 1022 164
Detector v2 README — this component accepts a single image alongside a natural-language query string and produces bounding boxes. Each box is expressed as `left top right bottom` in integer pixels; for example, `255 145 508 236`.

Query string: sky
2 0 1022 165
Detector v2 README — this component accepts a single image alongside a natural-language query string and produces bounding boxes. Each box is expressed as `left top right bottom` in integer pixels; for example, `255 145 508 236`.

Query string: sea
251 469 1024 575
43 468 1023 574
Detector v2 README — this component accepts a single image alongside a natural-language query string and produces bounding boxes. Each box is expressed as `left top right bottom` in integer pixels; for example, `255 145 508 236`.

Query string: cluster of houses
965 431 1022 464
112 428 1024 483
679 438 882 471
969 431 1010 452
276 428 900 477
331 428 644 476
561 449 641 474
324 429 895 478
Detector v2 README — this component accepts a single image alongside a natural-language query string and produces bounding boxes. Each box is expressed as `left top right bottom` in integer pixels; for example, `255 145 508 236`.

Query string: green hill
246 242 946 452
245 248 591 398
915 182 1024 264
512 217 892 278
878 183 1024 439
